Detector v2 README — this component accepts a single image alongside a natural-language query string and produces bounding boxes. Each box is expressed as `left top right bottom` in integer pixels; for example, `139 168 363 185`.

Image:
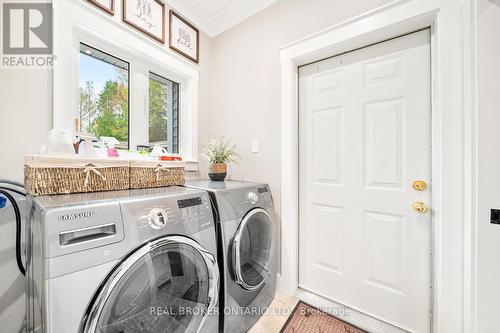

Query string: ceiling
167 0 280 37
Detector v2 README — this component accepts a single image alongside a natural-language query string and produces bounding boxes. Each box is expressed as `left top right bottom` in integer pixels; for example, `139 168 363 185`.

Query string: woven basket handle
83 164 107 186
154 165 172 181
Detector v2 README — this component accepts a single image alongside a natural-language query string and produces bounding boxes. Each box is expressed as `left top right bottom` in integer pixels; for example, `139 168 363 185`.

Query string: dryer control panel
247 191 259 204
258 186 273 205
244 186 273 207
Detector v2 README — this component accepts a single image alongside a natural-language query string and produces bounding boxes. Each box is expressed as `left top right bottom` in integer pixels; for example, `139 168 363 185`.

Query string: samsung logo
58 212 95 222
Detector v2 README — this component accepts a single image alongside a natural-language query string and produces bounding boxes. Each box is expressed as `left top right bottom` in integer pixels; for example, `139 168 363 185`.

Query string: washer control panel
147 208 168 229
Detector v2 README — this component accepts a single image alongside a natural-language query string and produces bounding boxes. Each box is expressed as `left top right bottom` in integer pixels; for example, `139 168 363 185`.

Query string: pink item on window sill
107 148 119 158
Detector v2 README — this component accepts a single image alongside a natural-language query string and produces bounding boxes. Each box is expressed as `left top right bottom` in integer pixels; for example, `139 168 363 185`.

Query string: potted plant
202 137 240 181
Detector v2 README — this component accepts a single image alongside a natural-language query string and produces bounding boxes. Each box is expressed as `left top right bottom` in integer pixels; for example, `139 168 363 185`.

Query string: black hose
0 186 26 197
0 189 25 275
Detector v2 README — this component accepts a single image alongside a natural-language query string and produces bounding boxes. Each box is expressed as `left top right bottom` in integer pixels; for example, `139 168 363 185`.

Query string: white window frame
147 72 180 153
52 0 199 170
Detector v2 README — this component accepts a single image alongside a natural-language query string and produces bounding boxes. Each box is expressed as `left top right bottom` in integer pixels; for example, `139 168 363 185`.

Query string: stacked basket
24 155 185 196
129 160 185 189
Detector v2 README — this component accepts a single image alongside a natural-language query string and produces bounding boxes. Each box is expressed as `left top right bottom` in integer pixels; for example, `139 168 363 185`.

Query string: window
149 72 180 154
78 43 130 148
55 11 200 165
77 43 182 154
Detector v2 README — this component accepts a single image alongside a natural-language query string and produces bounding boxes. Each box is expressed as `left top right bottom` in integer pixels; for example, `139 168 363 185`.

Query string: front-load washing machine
26 187 219 333
184 180 277 333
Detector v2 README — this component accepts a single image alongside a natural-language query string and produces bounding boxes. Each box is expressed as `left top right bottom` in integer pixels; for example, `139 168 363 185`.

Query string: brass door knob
412 180 427 191
412 202 429 214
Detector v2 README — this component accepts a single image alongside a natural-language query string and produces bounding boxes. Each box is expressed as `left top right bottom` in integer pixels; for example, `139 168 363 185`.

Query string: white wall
0 69 52 181
200 0 393 272
476 0 500 331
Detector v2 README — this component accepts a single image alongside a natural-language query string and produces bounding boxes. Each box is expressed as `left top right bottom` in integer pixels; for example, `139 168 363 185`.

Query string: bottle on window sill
159 155 182 161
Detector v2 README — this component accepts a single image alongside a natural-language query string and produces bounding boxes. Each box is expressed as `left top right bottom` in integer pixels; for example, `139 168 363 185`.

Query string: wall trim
279 1 475 332
279 0 408 50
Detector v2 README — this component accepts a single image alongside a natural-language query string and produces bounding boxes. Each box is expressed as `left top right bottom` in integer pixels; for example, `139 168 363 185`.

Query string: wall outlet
251 140 259 153
491 209 500 224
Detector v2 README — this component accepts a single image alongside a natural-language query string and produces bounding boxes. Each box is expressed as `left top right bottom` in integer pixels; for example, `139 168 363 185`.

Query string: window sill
184 160 199 172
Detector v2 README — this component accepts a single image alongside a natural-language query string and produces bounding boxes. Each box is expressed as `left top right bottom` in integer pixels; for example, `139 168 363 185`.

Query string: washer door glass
81 236 218 333
232 208 273 290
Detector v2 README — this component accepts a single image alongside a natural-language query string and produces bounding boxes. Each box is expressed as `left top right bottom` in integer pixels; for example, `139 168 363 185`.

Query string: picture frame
87 0 115 15
169 10 199 63
123 0 166 43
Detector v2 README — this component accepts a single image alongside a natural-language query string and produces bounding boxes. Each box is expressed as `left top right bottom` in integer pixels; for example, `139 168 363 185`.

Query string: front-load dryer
26 187 219 333
184 180 277 333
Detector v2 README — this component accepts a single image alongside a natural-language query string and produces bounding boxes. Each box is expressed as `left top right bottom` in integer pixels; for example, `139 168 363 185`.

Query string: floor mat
279 301 367 333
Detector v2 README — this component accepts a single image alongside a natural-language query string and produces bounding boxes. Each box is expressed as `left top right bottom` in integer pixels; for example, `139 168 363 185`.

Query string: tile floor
248 292 299 333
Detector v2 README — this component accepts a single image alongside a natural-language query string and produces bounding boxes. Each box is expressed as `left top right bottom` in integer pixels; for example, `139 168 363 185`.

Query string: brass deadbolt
412 180 428 191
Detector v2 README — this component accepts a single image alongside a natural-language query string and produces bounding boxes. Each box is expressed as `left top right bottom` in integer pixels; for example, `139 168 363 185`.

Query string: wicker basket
129 160 185 189
24 155 129 196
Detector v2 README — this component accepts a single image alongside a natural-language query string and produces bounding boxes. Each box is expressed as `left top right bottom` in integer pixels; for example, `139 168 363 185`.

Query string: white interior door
298 29 431 333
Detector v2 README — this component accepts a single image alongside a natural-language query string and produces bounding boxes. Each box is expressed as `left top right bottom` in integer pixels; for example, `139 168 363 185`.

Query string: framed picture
87 0 115 15
169 10 199 63
123 0 165 43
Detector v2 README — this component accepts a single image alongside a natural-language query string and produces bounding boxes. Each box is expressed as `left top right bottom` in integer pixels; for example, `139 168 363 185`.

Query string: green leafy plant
202 137 240 165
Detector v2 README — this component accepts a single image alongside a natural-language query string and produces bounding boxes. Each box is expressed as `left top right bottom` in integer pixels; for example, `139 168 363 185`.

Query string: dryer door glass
81 236 218 333
232 208 274 290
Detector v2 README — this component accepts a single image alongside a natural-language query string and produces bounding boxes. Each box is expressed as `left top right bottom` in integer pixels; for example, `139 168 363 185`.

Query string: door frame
279 1 476 332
